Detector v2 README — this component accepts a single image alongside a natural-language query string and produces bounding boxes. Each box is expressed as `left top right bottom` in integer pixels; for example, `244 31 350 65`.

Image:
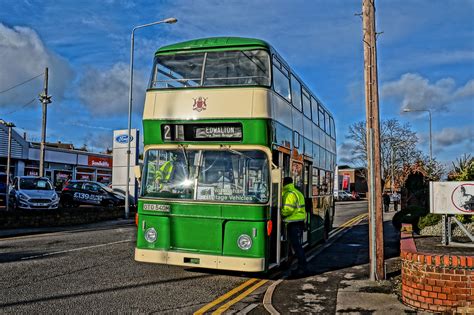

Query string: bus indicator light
267 220 272 236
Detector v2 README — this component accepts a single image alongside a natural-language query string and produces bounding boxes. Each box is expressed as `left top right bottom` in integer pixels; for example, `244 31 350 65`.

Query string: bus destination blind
162 123 242 141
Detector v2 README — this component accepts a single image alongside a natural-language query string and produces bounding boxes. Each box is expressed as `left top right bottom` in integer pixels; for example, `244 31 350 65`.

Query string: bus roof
156 37 271 54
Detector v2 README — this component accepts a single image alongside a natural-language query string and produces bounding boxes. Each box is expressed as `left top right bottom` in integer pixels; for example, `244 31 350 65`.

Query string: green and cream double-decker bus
135 37 336 272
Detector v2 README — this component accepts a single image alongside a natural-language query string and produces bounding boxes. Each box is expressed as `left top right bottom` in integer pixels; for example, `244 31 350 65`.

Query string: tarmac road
0 200 370 314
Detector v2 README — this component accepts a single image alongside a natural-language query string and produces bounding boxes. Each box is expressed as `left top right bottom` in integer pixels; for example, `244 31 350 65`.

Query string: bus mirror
271 168 281 184
134 165 142 180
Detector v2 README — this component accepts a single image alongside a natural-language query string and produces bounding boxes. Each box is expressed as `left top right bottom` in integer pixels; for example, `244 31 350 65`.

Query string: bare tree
346 119 422 186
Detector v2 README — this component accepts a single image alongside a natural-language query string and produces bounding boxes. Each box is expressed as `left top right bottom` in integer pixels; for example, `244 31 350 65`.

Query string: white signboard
112 129 139 198
430 181 474 215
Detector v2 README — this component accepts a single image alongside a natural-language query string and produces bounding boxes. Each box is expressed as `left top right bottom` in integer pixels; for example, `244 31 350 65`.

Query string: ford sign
115 134 133 144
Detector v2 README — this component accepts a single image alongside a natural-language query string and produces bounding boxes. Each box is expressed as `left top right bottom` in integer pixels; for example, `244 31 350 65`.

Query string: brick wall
400 227 474 313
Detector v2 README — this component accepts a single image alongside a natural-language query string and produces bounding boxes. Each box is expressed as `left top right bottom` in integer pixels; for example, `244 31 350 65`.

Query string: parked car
336 191 354 201
60 180 128 207
9 176 59 210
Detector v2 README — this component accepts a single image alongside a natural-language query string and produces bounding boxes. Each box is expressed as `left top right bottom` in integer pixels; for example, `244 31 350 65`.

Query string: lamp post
0 119 15 211
403 108 432 164
125 17 177 219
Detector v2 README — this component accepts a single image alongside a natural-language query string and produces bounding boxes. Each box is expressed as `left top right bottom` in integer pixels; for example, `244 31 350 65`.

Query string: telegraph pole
362 0 385 280
0 119 15 211
39 67 51 177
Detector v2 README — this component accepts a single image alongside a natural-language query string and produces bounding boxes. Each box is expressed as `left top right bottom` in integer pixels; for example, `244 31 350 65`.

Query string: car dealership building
0 123 112 190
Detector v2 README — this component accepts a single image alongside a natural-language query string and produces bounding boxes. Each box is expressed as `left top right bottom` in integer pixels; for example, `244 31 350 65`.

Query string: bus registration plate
143 204 170 212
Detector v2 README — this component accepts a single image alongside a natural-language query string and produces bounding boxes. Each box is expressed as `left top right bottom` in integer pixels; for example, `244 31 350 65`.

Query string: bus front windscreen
150 49 271 89
141 149 269 204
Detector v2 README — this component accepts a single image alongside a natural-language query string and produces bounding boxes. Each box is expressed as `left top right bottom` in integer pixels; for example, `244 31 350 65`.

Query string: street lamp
0 119 16 211
403 108 432 164
126 17 177 219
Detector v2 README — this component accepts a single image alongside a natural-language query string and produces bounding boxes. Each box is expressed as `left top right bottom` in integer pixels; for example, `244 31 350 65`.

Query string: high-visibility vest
281 183 306 222
158 161 174 182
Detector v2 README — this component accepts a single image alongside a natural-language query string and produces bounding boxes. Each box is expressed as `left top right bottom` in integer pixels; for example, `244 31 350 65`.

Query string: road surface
0 200 371 313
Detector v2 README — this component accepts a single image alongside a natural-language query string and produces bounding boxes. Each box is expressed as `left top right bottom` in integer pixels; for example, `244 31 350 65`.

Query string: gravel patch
420 221 473 238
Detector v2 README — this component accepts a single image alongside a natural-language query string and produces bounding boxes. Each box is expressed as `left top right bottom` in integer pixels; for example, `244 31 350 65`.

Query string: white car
9 176 60 210
336 191 353 201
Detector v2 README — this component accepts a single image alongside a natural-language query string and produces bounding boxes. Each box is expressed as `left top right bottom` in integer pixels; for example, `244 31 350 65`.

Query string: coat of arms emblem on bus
193 97 207 112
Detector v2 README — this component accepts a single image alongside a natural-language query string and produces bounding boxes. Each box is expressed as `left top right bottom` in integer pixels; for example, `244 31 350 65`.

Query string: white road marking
236 303 259 314
264 213 368 314
20 239 132 260
263 279 282 315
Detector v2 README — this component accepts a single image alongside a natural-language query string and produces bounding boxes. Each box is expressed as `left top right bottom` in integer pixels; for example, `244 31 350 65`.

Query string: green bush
418 213 442 230
392 205 428 231
455 214 473 224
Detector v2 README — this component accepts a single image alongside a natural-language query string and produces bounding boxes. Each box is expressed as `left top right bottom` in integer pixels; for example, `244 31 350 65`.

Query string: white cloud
337 142 359 165
381 73 474 111
434 127 473 147
0 23 74 107
77 62 147 116
83 130 114 153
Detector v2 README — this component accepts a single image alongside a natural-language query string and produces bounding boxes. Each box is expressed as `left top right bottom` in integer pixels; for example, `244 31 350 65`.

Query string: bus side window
272 57 290 101
320 169 327 195
312 167 319 196
282 153 291 178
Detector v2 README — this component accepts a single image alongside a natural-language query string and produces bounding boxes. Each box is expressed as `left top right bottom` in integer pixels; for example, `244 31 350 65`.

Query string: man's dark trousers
287 221 307 271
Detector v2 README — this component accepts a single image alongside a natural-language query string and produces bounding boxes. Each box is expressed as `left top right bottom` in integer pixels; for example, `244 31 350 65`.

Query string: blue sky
0 0 472 168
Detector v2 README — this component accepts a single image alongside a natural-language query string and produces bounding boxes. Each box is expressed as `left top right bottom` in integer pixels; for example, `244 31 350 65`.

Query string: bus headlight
144 228 157 243
237 234 252 250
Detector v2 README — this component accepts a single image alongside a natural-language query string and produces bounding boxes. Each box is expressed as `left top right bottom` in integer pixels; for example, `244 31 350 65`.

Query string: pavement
262 210 417 315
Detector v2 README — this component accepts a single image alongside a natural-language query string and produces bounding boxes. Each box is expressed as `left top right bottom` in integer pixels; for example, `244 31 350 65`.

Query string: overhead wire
0 73 43 117
0 73 43 94
2 98 38 115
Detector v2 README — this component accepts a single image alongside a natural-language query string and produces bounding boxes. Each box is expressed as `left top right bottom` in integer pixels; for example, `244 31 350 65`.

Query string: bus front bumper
135 248 265 272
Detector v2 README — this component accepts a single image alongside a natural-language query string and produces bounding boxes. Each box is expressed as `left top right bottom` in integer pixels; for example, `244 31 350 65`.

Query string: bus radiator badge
193 97 207 112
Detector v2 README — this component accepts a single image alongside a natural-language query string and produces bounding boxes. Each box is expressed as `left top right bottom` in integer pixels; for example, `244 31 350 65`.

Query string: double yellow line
194 278 268 315
194 213 367 314
330 213 368 236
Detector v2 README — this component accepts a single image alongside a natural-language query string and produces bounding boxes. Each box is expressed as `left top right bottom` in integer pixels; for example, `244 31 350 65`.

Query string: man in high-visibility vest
282 176 308 276
155 155 177 190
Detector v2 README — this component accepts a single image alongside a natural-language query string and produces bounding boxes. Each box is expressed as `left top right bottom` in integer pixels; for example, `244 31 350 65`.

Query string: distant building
0 123 112 190
337 165 368 196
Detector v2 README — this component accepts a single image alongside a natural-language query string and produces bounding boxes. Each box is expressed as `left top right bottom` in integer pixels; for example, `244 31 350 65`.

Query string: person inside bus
155 154 178 191
282 176 309 277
